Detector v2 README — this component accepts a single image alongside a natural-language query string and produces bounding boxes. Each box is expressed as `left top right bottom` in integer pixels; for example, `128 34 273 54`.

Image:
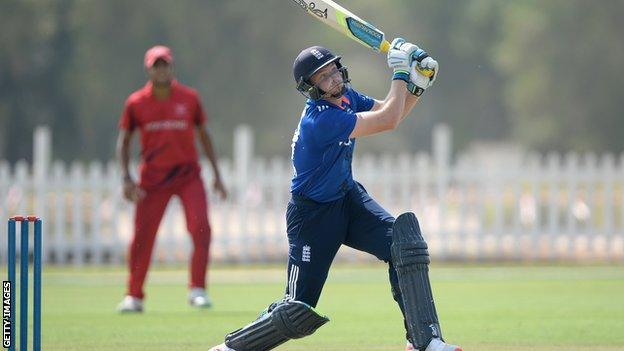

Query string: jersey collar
313 90 351 111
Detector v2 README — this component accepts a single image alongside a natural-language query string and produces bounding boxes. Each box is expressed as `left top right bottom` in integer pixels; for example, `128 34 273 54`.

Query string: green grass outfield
30 264 624 350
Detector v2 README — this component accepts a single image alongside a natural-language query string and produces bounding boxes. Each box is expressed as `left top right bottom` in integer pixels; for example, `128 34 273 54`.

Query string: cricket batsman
116 45 227 312
209 39 461 351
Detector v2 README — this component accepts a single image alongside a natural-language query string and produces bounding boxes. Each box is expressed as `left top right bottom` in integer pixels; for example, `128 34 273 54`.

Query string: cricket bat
292 0 433 76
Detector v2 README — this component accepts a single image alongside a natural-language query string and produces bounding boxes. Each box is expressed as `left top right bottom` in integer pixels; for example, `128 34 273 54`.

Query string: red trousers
126 175 211 299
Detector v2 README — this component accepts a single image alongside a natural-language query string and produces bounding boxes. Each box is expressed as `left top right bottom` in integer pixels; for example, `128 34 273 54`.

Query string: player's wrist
211 166 221 178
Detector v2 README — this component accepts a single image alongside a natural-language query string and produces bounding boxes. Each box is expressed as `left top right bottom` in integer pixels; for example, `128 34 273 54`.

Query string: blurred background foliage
1 0 622 162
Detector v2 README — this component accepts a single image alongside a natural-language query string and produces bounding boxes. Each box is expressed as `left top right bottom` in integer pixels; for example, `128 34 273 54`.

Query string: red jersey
119 80 206 189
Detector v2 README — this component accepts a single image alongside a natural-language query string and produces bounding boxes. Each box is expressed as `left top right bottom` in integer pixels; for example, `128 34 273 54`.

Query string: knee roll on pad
391 212 443 350
225 300 329 351
391 213 429 268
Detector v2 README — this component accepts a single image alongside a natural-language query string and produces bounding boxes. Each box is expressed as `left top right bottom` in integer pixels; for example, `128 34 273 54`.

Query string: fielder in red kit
116 45 227 312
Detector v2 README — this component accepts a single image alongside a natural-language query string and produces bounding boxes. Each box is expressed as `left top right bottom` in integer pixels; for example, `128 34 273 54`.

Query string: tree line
1 0 622 162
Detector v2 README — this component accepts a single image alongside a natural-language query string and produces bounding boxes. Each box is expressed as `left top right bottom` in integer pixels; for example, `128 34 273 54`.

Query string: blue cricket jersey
290 87 375 202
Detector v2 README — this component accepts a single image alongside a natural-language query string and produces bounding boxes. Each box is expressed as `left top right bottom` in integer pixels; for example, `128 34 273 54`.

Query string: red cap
144 45 173 68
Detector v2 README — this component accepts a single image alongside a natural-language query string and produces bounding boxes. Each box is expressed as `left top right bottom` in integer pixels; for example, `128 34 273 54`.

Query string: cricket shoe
189 287 213 308
424 338 462 351
208 343 236 351
117 295 143 313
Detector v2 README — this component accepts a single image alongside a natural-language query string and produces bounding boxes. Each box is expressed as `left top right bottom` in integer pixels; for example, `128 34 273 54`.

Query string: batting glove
387 38 411 82
408 55 438 96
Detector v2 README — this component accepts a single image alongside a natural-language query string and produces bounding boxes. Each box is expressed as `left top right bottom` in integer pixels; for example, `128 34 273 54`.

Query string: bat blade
292 0 434 78
292 0 390 53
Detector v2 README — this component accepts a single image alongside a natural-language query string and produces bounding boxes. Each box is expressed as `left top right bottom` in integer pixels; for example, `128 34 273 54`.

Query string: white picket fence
1 125 623 265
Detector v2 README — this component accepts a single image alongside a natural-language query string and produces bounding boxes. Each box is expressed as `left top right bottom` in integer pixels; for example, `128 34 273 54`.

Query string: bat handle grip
415 66 435 78
380 40 391 53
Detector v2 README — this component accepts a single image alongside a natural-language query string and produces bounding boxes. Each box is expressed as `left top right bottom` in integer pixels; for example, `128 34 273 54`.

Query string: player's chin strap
224 299 329 351
391 212 444 350
321 79 351 100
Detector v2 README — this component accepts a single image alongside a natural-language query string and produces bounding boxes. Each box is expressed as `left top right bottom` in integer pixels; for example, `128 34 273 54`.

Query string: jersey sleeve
118 98 136 131
312 108 357 145
194 93 207 125
351 89 375 112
